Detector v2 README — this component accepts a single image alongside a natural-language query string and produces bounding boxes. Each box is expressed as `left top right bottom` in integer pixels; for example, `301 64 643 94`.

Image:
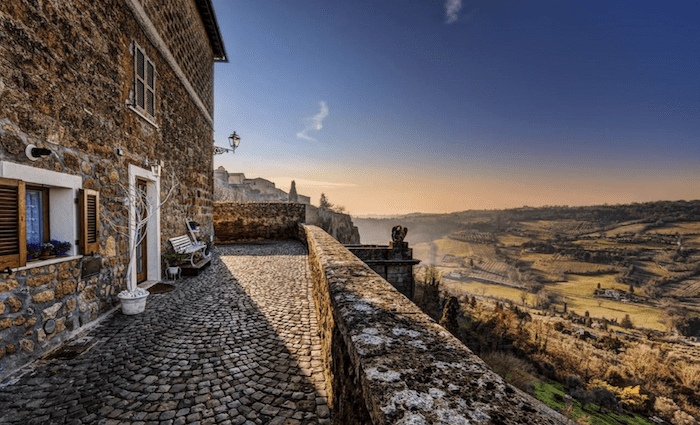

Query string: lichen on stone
408 340 427 350
392 328 421 338
366 366 401 382
397 412 426 425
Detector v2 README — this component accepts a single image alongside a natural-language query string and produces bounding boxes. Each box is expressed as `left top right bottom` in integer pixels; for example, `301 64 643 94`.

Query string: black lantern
213 131 241 155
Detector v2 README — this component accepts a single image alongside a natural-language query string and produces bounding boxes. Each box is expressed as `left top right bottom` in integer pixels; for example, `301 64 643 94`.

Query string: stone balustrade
301 225 570 424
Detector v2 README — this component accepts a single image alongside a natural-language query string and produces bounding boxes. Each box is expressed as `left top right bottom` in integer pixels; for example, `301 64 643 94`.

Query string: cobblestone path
0 241 329 425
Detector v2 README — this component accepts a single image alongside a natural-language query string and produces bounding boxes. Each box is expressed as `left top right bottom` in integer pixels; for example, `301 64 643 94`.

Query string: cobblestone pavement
0 241 329 425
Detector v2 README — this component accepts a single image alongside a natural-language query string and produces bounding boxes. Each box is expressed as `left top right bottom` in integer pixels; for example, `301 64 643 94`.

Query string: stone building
214 165 311 204
0 0 226 377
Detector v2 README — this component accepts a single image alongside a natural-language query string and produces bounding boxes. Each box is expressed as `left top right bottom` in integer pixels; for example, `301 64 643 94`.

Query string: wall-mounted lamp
213 131 241 155
25 144 52 161
148 160 164 177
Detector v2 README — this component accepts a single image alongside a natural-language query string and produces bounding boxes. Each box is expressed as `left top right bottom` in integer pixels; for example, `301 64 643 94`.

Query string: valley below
355 201 700 424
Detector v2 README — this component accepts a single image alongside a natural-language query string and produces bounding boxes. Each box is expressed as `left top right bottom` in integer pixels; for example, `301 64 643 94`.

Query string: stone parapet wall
302 225 570 425
214 203 306 242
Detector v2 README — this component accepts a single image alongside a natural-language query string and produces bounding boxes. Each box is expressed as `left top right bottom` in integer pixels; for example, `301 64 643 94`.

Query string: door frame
135 177 148 284
128 164 161 286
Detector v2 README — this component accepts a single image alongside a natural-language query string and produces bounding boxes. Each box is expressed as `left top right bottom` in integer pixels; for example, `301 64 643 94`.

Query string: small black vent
81 256 101 278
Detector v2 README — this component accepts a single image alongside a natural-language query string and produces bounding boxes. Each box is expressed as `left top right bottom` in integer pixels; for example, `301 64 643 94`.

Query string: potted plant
27 242 42 261
49 239 72 256
40 242 55 258
105 171 178 315
163 249 187 280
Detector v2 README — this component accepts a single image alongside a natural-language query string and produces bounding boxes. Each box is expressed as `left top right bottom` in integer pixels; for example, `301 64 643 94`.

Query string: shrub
481 351 535 391
655 397 698 425
590 386 618 411
621 314 634 329
564 374 583 389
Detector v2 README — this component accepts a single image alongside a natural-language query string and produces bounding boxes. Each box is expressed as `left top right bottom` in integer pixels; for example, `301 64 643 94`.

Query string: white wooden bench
168 235 210 268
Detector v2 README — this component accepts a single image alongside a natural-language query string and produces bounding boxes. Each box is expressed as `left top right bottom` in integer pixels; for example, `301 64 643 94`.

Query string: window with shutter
134 44 155 119
0 177 26 269
80 189 100 255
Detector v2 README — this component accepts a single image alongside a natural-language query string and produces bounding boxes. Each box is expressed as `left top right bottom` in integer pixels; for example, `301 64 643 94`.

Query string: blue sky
212 0 700 216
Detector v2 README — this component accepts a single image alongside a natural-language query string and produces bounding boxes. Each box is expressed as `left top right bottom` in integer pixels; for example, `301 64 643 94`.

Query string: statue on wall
391 225 408 244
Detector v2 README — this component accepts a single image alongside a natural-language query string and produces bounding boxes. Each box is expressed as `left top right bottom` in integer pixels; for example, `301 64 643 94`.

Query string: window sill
128 105 159 129
15 255 83 272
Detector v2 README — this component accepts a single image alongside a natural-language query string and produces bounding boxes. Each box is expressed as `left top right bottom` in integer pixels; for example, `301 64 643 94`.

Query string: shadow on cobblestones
0 240 329 425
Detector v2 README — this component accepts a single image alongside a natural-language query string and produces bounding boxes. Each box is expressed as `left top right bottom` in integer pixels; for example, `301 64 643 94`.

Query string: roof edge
194 0 228 62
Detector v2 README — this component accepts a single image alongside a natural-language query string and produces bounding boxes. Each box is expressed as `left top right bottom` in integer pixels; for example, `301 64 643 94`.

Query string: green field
533 381 653 425
445 280 526 303
442 270 668 331
553 274 626 297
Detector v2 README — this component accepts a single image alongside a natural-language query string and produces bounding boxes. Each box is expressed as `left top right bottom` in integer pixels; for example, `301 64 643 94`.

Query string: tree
319 193 346 213
621 314 633 329
104 171 178 295
319 193 333 211
439 296 461 337
288 180 298 203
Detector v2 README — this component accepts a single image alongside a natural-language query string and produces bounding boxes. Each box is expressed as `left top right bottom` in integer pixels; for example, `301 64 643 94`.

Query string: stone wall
137 0 215 113
301 225 570 425
305 205 361 245
0 258 103 377
214 203 306 242
0 0 219 378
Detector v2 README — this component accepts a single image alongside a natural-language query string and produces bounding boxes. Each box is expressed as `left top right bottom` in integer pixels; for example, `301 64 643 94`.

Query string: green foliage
439 296 461 337
319 193 345 213
319 193 332 211
533 381 654 425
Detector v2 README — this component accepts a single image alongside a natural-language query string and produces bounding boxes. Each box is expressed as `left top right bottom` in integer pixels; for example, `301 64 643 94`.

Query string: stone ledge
302 225 571 424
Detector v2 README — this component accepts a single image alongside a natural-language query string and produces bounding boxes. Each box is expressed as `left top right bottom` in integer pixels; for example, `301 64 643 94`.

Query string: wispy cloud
445 0 462 24
296 101 329 141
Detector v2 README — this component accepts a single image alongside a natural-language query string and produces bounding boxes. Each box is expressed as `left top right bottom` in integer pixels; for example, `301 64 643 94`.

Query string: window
0 174 98 269
134 44 155 118
26 187 49 245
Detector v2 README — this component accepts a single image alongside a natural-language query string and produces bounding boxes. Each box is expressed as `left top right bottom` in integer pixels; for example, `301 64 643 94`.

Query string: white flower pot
166 266 181 280
118 291 149 315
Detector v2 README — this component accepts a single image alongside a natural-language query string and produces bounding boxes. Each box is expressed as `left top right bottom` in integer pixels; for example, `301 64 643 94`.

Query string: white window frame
0 161 83 270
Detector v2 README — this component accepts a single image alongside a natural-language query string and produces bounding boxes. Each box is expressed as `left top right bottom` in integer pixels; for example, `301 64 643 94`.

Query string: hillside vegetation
355 200 700 424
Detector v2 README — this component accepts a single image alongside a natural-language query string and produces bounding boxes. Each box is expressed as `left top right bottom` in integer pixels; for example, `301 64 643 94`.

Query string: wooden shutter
146 59 155 116
136 47 145 109
80 189 100 255
0 178 26 269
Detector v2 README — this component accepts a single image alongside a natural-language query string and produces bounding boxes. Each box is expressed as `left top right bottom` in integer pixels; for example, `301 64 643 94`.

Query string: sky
211 0 700 217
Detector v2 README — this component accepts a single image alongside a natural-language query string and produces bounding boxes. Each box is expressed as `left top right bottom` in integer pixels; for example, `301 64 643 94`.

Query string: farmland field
407 215 700 335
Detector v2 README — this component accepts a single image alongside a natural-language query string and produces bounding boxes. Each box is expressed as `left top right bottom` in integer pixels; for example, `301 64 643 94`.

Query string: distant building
214 166 310 204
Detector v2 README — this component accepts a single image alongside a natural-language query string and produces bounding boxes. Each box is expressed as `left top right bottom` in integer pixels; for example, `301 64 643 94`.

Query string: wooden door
135 178 148 283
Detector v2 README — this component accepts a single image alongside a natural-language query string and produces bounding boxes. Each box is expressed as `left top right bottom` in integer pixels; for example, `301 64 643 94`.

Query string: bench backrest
169 235 193 253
